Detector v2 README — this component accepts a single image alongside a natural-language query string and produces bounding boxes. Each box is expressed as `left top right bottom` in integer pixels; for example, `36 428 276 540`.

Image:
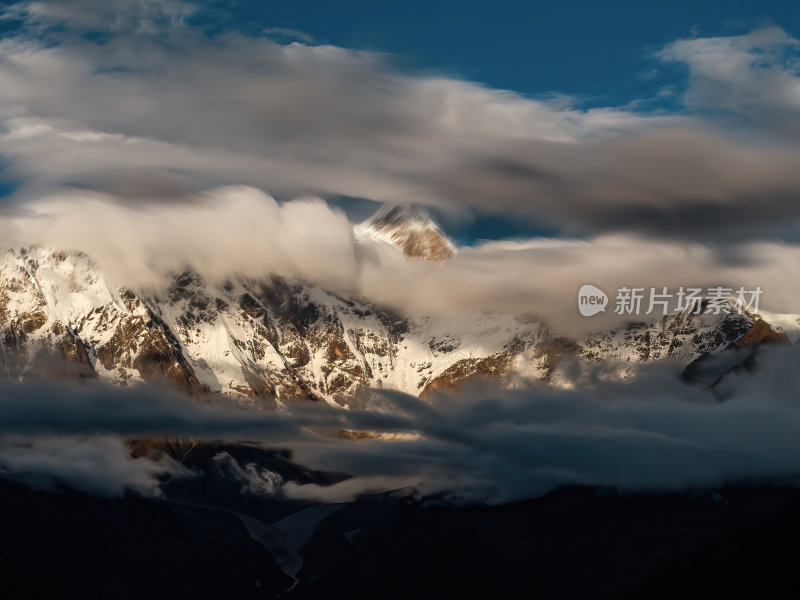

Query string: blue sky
217 0 800 107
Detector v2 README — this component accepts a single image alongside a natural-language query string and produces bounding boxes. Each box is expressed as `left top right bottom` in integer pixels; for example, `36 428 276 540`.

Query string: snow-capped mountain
0 245 549 406
355 204 455 261
1 206 796 406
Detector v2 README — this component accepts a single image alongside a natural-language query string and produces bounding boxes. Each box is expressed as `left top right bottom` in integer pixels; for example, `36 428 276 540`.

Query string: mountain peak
365 204 436 227
357 204 455 262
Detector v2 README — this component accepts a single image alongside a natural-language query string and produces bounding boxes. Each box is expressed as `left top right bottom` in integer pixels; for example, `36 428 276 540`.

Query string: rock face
1 208 795 406
355 204 454 261
0 248 204 393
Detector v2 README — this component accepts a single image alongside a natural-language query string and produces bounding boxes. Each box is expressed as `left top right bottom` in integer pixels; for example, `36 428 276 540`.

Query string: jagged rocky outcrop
355 204 455 261
0 246 553 405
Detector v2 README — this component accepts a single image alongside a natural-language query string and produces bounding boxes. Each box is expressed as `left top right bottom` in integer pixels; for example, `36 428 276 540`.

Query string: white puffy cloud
4 184 800 334
6 186 360 291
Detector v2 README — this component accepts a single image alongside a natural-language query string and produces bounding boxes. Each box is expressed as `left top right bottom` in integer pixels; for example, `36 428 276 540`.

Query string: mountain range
1 205 796 406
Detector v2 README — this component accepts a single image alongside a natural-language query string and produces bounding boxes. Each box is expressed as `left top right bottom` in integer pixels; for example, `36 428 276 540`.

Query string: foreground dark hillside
2 459 800 599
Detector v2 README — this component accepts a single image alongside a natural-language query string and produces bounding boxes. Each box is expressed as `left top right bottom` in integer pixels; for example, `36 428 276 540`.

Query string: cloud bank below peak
6 348 800 504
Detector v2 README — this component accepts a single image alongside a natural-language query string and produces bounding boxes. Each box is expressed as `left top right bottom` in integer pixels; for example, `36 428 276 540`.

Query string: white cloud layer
4 184 800 334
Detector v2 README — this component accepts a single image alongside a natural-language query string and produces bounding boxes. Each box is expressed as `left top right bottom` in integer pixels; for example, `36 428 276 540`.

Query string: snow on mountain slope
582 310 753 362
0 246 551 405
0 247 202 391
757 310 800 343
0 226 786 406
148 270 554 405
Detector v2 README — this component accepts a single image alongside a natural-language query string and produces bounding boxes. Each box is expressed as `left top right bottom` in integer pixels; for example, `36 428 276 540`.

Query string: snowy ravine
1 207 798 407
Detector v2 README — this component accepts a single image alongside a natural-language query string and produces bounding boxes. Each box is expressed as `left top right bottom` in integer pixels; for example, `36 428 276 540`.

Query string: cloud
0 31 669 213
0 376 418 440
3 0 195 32
0 376 409 496
0 4 680 216
0 377 321 438
282 346 800 504
6 350 800 504
7 6 800 339
0 434 186 497
0 5 799 250
263 27 314 44
5 0 800 509
660 27 800 131
5 184 800 335
212 451 283 496
357 232 800 333
5 186 361 291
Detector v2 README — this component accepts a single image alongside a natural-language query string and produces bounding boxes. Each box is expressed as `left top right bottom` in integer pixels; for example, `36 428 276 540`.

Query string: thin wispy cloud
263 27 314 43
